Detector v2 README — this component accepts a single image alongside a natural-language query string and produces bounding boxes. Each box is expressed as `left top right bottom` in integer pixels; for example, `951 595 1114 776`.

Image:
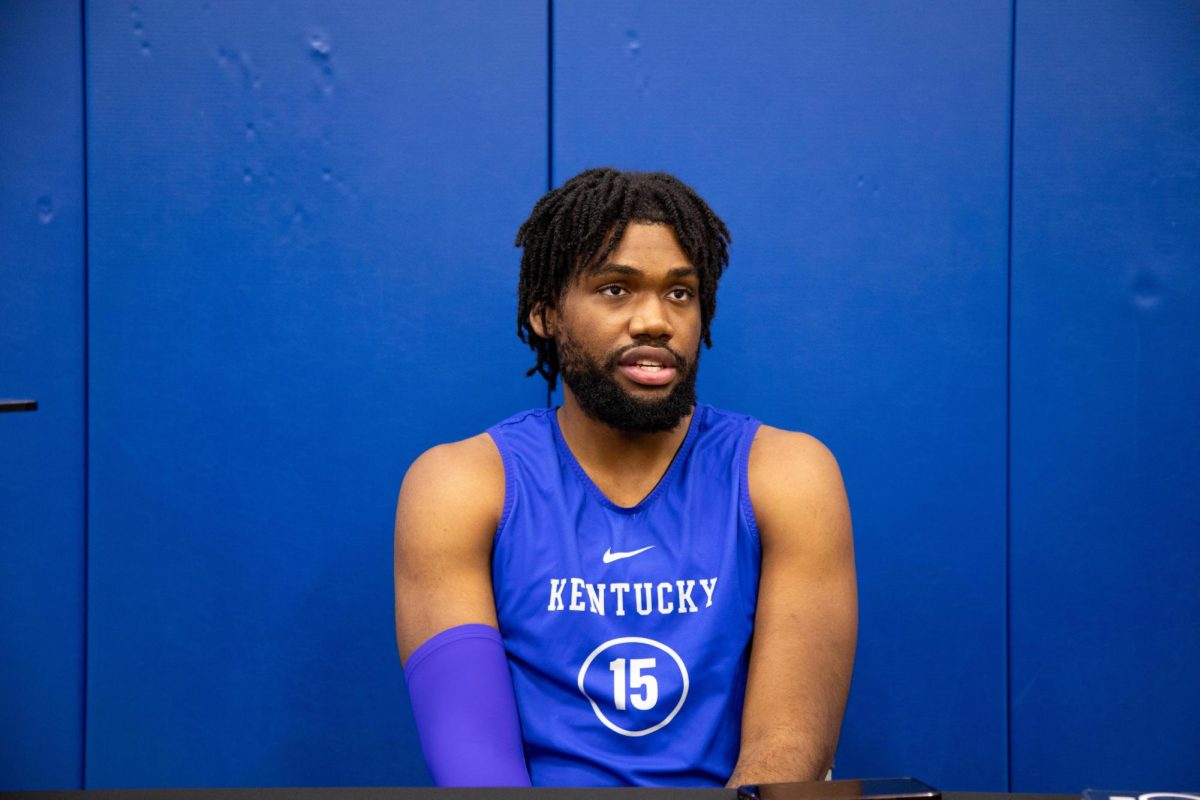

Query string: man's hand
728 426 858 786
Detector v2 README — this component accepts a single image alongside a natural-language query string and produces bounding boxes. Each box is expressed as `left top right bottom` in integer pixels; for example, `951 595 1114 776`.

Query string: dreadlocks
515 167 731 391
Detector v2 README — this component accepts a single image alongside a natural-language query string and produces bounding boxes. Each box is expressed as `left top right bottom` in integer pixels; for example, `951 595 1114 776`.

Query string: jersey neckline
548 404 704 515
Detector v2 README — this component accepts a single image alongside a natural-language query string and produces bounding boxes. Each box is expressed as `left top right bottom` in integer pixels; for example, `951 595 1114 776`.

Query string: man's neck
555 388 694 480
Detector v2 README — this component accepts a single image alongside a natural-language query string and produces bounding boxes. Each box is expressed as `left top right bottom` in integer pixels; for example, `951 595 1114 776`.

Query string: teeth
636 362 664 370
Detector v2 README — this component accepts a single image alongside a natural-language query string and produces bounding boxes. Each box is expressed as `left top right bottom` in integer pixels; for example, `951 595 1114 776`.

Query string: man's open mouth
616 346 679 386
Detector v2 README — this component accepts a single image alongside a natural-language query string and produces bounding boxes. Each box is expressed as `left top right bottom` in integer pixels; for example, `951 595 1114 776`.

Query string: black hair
515 167 731 390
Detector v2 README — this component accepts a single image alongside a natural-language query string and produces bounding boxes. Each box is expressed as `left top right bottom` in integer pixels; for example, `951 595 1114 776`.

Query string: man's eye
668 288 696 301
600 285 626 297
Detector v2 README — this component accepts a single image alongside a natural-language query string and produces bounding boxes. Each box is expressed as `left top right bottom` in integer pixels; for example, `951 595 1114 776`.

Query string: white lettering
656 582 674 614
634 582 653 616
585 582 607 615
675 579 697 613
609 657 660 711
548 578 566 611
545 577 716 616
611 582 630 616
569 577 586 611
628 658 658 710
609 658 627 710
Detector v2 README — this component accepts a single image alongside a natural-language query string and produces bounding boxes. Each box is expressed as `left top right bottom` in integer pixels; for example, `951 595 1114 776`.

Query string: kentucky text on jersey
547 577 718 615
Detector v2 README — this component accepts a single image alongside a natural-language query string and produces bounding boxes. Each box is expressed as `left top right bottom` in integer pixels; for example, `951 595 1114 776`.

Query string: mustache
603 340 690 372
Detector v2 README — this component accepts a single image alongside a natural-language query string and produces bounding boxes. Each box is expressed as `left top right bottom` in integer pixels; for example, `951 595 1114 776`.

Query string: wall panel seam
545 0 555 410
1004 0 1019 792
79 0 90 788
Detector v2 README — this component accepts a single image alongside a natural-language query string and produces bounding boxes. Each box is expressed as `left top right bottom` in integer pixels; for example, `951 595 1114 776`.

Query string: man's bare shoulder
749 424 843 492
747 424 850 547
396 433 505 543
402 433 504 494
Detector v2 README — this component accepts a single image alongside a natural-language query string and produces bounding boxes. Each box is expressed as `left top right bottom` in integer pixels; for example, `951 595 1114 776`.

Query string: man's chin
569 376 695 434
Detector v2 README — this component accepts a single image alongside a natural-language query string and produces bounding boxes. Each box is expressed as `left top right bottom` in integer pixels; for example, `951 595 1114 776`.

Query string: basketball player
394 168 857 787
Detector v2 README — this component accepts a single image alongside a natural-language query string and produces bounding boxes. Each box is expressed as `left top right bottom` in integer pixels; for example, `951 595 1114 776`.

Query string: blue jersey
487 404 762 787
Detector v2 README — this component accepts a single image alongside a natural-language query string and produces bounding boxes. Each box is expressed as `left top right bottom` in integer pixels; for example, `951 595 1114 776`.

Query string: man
394 168 857 787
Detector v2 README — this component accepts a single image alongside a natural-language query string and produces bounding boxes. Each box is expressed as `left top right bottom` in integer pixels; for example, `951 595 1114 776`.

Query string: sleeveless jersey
487 403 762 787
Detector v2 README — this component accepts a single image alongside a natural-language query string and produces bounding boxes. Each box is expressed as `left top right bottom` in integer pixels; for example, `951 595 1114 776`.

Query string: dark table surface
0 790 1078 800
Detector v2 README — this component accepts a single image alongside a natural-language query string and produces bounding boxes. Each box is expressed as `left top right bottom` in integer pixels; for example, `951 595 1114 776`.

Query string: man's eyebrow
592 263 640 276
590 263 697 278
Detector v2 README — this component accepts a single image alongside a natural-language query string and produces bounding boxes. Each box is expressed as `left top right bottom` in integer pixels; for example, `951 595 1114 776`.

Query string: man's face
544 222 702 433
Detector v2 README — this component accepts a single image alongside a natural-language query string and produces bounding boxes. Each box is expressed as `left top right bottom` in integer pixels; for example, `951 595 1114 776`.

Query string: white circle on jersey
577 636 689 737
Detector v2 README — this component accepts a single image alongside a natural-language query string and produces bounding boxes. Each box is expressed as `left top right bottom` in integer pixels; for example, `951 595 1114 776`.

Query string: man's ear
528 304 556 339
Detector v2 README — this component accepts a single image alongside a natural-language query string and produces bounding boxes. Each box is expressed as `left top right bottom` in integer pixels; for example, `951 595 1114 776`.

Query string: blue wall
1 0 1197 793
1009 1 1200 790
0 0 86 789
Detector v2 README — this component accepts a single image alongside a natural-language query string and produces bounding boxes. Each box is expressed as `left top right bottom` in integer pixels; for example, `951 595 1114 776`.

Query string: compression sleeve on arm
403 623 532 787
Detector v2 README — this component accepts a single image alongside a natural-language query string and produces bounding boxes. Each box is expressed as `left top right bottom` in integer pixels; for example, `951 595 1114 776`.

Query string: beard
557 334 698 433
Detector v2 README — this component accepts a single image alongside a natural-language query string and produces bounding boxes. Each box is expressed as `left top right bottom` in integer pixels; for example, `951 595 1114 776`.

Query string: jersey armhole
484 427 516 546
737 418 763 554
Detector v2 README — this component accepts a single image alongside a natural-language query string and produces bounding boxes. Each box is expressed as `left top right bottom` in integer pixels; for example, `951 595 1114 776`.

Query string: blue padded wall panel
1010 2 1200 792
85 1 545 787
554 2 1011 789
0 0 86 790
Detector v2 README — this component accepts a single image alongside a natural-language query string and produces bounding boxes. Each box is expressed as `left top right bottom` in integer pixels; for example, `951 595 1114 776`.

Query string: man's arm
394 434 530 786
394 433 504 661
728 426 858 787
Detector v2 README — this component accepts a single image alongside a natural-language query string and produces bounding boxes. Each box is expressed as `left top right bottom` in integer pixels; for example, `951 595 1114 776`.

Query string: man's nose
628 295 673 340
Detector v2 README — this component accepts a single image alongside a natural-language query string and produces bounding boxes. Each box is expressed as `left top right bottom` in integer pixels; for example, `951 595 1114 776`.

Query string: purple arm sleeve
403 623 532 787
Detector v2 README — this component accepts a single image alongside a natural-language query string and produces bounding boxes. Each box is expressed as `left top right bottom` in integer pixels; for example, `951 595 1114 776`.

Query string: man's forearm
726 730 835 788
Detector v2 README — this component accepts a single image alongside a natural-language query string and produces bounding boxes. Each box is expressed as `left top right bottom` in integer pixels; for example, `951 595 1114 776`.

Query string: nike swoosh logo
602 545 655 564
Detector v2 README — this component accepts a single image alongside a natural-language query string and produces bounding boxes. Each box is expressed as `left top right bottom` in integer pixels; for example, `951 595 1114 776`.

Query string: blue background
1 0 1197 793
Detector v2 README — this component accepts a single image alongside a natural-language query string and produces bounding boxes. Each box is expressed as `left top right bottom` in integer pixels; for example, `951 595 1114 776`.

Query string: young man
394 168 857 787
